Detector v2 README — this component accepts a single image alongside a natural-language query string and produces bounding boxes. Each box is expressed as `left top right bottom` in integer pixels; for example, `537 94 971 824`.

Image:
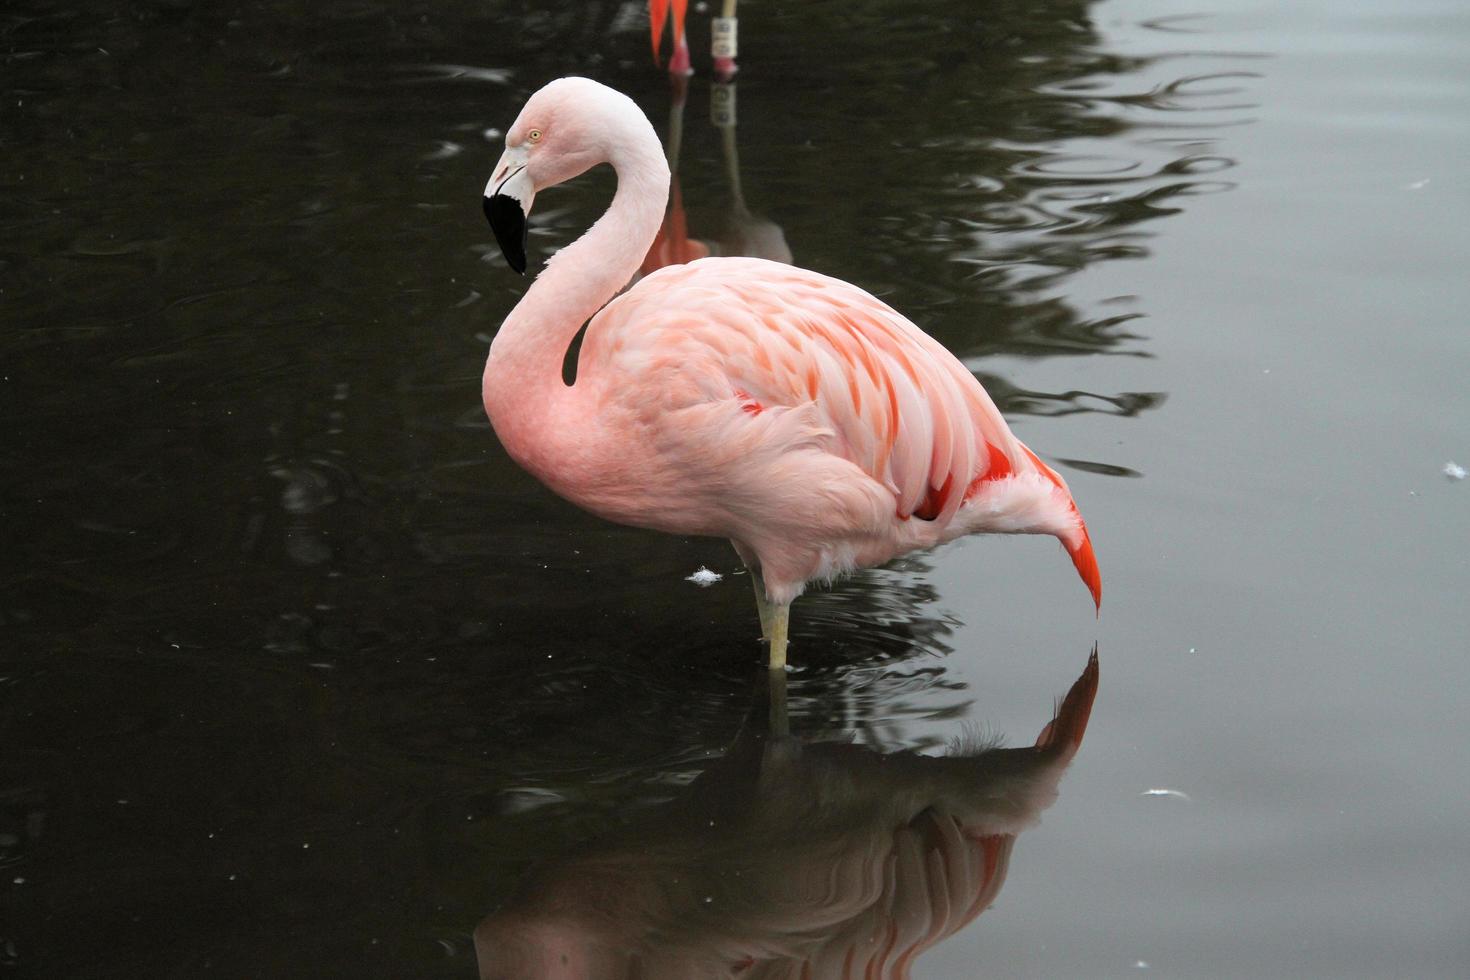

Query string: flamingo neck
482 125 669 481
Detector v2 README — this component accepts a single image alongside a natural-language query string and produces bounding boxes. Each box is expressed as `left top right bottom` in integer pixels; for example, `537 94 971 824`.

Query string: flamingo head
484 77 658 274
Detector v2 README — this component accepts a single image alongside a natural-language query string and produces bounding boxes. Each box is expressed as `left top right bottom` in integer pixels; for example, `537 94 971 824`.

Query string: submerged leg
768 600 790 672
765 663 788 739
750 566 773 641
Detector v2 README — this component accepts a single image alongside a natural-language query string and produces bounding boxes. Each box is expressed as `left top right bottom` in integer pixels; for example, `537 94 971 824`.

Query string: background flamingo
650 0 740 78
648 0 691 76
474 651 1099 979
481 78 1100 669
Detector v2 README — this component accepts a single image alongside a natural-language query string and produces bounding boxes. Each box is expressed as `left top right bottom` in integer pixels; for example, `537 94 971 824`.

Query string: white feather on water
685 566 723 586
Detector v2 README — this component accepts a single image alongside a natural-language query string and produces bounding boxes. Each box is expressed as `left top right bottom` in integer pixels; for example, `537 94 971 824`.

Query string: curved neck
483 130 669 473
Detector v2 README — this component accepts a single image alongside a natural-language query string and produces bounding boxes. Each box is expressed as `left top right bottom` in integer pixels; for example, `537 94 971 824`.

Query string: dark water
3 0 1468 977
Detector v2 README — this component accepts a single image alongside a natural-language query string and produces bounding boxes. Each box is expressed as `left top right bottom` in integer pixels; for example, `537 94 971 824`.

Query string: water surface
3 0 1468 976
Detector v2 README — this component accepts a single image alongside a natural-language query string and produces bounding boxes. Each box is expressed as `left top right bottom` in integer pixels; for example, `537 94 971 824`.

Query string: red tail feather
1069 521 1102 612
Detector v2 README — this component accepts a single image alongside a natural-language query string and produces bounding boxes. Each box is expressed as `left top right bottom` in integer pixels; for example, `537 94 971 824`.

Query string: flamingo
648 0 692 76
480 78 1100 670
474 651 1099 978
649 0 739 79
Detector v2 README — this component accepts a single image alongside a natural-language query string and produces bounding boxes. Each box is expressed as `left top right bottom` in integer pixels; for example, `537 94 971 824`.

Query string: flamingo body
480 79 1098 663
568 258 1095 605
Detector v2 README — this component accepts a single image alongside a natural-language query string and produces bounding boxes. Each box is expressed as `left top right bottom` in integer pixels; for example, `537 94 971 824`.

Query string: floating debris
1140 788 1193 802
498 787 566 815
1443 461 1466 480
685 566 723 587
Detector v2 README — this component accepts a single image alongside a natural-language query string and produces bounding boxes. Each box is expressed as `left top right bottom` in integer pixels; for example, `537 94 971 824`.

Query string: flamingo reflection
640 79 790 284
475 651 1099 979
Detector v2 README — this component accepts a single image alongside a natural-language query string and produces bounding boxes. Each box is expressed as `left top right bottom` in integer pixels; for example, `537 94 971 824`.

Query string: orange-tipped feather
1020 444 1102 613
1068 522 1102 612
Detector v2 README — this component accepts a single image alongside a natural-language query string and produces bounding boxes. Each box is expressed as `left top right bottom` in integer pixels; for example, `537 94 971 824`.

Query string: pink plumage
481 78 1099 668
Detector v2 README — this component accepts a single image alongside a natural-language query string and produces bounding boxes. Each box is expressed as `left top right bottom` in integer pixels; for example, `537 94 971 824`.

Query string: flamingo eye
527 129 543 143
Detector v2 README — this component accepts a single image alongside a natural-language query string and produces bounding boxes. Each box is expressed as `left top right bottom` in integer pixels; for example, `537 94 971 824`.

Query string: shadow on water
476 651 1099 979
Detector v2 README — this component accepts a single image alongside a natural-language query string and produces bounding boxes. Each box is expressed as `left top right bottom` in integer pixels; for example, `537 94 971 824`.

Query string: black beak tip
483 195 528 276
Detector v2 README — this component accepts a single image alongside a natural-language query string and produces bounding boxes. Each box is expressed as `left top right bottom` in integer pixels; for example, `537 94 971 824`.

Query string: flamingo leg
765 664 789 738
669 0 692 76
749 566 774 641
767 600 790 672
734 543 786 668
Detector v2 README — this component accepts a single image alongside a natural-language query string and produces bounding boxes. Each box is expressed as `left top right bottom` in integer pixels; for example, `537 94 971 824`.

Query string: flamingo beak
484 146 535 275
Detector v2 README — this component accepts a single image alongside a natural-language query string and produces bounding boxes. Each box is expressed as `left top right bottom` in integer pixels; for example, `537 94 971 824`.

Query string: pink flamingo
481 78 1100 669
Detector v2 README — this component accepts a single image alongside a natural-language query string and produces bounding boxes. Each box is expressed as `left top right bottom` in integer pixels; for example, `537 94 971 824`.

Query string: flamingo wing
587 258 1022 527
